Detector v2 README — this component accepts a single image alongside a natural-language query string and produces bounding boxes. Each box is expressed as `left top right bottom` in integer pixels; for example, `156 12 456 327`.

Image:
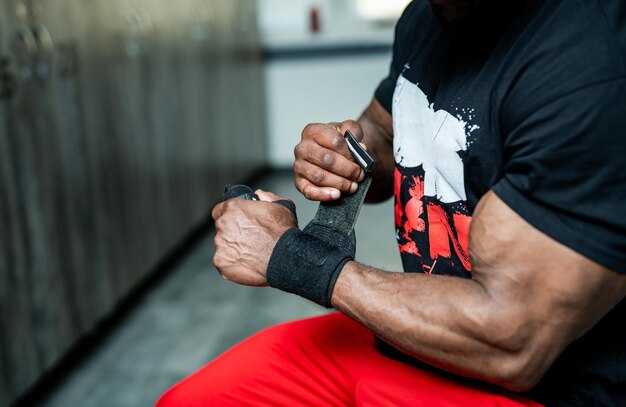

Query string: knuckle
302 185 313 200
222 200 233 212
294 176 303 191
351 164 362 179
310 169 325 185
293 142 303 157
320 152 335 168
223 199 239 213
302 123 318 138
214 217 225 231
211 202 223 220
341 120 362 139
343 119 358 129
329 134 344 150
293 159 303 175
342 179 353 191
214 233 226 248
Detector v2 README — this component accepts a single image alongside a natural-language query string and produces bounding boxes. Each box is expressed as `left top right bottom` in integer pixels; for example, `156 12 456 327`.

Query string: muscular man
158 0 626 405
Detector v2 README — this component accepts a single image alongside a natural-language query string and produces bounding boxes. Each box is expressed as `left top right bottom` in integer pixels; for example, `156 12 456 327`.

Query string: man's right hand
294 120 366 201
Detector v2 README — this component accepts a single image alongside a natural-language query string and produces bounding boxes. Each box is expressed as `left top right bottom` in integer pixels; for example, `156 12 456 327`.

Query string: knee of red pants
154 320 308 407
155 312 369 407
155 385 192 407
155 378 236 407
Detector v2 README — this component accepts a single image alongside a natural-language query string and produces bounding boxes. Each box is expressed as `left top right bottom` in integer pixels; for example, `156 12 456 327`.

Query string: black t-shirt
374 0 626 405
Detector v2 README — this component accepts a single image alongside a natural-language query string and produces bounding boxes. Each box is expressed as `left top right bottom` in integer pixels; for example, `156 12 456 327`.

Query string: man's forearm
329 191 626 392
331 261 532 390
357 100 395 203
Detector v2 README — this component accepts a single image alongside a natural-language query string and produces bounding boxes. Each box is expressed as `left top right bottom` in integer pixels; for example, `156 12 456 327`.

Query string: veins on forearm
332 262 522 385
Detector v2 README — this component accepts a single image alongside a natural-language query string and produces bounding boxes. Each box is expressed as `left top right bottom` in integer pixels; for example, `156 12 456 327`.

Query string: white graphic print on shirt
392 74 476 275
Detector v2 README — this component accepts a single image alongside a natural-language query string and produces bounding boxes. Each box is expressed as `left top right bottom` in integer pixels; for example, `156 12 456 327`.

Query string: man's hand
212 190 297 286
294 99 395 203
294 121 366 202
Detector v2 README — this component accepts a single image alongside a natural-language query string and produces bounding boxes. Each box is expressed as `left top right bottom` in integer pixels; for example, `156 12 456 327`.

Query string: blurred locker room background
0 1 408 405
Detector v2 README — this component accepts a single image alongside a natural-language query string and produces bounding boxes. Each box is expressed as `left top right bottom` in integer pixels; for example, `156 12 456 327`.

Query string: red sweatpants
156 313 542 406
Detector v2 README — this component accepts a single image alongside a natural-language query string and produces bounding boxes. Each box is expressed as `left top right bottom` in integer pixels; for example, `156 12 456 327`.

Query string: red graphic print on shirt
392 74 476 277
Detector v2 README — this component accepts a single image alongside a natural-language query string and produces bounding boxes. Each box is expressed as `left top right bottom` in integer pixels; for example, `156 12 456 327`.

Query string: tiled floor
37 171 402 407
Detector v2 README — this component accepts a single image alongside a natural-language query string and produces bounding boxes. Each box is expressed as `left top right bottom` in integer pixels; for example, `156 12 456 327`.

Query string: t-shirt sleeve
492 77 626 274
374 2 420 113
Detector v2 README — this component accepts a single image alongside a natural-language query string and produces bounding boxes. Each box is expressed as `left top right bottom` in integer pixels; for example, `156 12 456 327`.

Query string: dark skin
293 100 394 203
214 97 626 391
212 0 626 393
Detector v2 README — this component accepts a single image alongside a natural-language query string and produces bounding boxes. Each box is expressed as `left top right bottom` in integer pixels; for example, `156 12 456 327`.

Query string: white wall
256 0 409 35
258 0 404 168
258 0 322 34
265 52 391 168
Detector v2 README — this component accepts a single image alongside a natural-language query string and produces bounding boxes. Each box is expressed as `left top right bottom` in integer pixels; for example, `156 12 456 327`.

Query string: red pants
156 313 542 406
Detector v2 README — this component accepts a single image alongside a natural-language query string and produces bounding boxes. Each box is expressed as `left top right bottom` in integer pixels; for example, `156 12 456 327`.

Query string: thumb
255 189 285 202
338 120 364 142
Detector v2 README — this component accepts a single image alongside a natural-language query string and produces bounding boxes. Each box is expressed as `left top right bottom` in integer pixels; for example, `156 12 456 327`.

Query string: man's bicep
362 98 393 142
470 192 626 380
359 99 394 203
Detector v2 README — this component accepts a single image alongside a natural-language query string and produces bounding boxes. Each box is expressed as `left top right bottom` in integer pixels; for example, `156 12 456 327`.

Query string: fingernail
330 189 340 199
358 170 365 182
350 182 358 193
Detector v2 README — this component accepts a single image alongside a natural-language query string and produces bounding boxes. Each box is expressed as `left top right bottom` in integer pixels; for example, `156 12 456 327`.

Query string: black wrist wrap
267 228 352 308
267 131 374 307
267 173 373 308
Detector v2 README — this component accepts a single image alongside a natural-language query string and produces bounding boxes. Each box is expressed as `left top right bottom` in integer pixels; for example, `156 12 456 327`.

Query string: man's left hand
211 190 297 286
